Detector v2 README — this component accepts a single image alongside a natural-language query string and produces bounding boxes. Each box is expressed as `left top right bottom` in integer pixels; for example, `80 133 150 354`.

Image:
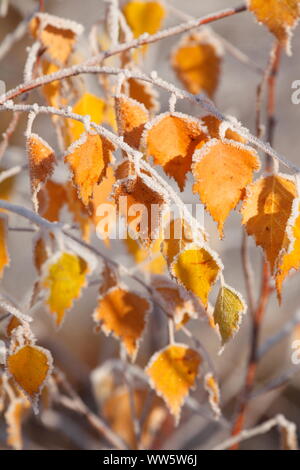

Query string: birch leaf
171 30 223 97
213 285 247 345
146 344 201 423
64 133 105 205
27 133 56 210
248 0 300 54
204 373 221 419
170 243 222 306
42 252 88 326
241 175 296 272
123 1 165 38
115 94 149 149
29 13 83 63
142 113 207 190
276 198 300 300
7 344 53 407
192 139 260 237
93 286 152 360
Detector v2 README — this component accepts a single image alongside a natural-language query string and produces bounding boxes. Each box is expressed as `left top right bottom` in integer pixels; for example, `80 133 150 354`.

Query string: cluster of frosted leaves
0 320 53 449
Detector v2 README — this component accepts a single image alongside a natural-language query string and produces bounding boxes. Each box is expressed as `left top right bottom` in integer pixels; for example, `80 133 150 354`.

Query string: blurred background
0 0 300 450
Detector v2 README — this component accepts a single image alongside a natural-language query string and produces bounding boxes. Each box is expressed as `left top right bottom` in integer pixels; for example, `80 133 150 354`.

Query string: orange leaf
93 286 152 360
27 134 56 210
192 139 260 237
202 115 247 143
115 94 149 149
127 77 160 114
29 13 83 63
248 0 300 55
141 112 207 190
7 344 53 408
161 217 194 266
125 234 166 274
146 344 201 423
276 198 300 299
171 30 223 97
241 175 296 272
64 133 105 206
5 397 30 450
91 166 116 245
38 180 68 222
0 214 9 278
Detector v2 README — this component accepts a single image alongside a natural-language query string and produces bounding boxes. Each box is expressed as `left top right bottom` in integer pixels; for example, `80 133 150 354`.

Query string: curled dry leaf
29 12 84 64
6 344 53 410
0 214 9 278
27 133 56 211
93 286 152 360
170 242 222 307
248 0 300 55
171 30 223 98
275 198 300 300
192 139 260 237
146 344 201 424
141 112 207 190
241 174 296 272
213 284 247 346
204 372 221 420
115 94 149 149
151 274 199 327
42 252 88 327
64 133 105 206
123 1 165 38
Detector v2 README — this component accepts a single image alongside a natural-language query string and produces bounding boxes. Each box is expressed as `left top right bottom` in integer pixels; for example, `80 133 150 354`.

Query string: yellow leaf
0 214 9 278
146 344 201 423
170 243 222 306
161 217 194 266
42 252 88 326
125 235 166 274
141 112 207 190
7 344 53 407
64 133 105 205
66 92 106 143
276 198 300 300
248 0 300 54
204 372 221 419
192 139 260 237
29 13 83 63
241 175 296 272
27 134 56 210
171 30 223 97
123 1 165 38
213 285 247 345
93 286 152 360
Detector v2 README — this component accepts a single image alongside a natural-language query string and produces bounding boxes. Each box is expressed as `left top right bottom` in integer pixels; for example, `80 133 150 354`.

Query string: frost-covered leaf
146 344 201 423
275 198 300 300
126 77 160 114
5 397 30 450
213 285 247 345
241 175 296 272
29 13 83 63
115 94 149 149
64 133 105 206
170 243 222 307
171 30 223 97
93 286 152 360
27 133 56 210
192 139 260 237
42 252 88 326
202 115 247 143
248 0 300 55
141 112 207 190
7 344 53 409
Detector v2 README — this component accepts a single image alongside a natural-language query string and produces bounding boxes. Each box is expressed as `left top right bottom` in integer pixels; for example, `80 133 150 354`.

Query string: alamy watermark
291 80 300 104
0 79 5 95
